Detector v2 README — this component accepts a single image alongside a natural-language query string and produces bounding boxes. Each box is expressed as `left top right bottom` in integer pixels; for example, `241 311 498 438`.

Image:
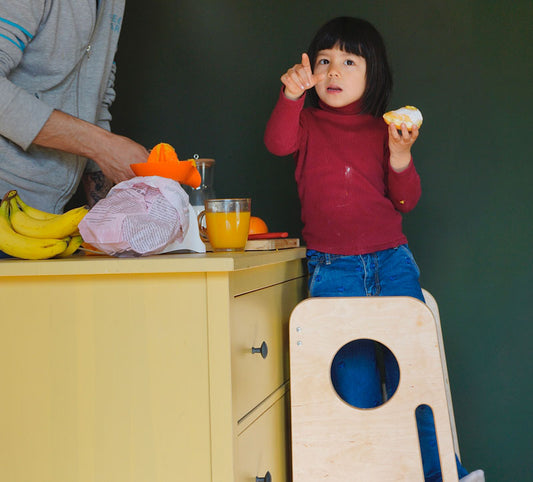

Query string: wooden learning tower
289 290 461 481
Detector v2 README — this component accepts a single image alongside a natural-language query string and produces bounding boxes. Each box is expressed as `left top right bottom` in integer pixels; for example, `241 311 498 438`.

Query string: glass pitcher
185 157 216 214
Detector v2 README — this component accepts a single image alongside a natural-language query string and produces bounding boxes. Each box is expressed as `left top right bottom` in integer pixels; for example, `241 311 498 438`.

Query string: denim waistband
306 246 406 264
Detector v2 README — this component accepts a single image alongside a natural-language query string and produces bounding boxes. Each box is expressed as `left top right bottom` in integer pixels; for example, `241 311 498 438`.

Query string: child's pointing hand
281 53 326 100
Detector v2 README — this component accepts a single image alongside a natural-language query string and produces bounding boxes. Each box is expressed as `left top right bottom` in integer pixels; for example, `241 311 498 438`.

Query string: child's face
313 46 367 108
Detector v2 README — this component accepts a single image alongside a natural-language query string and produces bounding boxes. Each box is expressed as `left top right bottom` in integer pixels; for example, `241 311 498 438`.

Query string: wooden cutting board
245 237 300 251
205 238 300 252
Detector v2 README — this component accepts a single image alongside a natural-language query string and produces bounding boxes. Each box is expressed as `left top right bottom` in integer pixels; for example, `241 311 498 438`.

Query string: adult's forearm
33 109 110 160
32 109 149 184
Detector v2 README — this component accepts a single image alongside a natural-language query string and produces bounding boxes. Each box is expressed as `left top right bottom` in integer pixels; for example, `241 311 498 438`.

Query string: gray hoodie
0 0 125 213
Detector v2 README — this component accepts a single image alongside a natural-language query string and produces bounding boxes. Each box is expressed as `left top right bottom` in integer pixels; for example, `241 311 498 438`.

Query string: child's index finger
301 53 311 70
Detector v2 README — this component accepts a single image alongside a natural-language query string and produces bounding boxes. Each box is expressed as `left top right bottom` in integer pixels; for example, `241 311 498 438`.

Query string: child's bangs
315 31 367 59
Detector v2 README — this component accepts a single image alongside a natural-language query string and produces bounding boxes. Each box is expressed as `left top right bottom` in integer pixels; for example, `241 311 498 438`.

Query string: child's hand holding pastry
281 53 326 100
388 122 420 172
384 106 423 172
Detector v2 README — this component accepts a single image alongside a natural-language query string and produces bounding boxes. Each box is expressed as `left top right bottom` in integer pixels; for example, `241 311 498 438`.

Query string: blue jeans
306 245 468 481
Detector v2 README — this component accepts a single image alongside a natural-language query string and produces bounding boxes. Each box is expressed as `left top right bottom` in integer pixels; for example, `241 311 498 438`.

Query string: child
264 16 484 482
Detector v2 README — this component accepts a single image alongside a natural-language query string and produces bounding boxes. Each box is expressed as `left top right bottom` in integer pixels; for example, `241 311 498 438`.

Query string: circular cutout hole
330 339 399 409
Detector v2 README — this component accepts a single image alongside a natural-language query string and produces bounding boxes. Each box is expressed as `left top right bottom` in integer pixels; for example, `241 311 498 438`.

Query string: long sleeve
386 158 421 213
96 60 117 130
264 87 306 156
0 2 54 149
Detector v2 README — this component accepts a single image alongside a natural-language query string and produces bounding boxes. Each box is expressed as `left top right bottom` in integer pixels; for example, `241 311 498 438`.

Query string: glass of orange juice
197 198 251 252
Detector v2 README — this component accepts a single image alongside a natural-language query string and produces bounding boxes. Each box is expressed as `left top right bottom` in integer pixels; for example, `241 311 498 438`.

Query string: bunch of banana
0 190 88 260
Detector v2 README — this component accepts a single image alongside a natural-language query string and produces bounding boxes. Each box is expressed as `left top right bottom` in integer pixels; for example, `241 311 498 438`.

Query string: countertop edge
0 247 307 277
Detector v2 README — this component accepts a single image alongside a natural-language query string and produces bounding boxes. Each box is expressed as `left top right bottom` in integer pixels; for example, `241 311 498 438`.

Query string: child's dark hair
307 17 393 117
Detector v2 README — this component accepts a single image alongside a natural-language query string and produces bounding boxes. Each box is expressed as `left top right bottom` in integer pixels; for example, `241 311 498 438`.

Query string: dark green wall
112 1 533 479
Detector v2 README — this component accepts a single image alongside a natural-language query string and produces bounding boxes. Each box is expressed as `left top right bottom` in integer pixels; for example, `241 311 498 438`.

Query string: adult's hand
92 131 149 183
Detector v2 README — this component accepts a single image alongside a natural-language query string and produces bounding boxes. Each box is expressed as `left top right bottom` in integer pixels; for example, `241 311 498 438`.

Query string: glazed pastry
383 106 423 130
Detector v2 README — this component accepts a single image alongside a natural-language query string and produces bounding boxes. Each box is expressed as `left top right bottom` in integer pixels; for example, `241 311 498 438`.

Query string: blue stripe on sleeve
0 17 34 39
0 32 25 51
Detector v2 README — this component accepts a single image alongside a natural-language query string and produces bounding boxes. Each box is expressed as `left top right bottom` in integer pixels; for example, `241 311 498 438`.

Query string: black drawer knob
256 471 272 482
251 341 268 359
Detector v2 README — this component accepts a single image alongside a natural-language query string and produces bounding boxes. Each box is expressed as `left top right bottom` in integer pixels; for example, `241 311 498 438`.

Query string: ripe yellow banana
55 234 83 258
9 197 88 239
0 196 68 260
6 190 60 220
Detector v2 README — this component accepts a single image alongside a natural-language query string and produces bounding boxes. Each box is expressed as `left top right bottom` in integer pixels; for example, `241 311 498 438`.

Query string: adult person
0 0 148 214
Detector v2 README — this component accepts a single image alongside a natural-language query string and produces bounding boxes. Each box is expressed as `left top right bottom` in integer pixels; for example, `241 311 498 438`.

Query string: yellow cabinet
0 249 307 482
236 392 290 482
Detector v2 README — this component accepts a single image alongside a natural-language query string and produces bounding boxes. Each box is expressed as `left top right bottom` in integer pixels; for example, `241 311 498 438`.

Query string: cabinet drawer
231 278 304 421
235 393 290 482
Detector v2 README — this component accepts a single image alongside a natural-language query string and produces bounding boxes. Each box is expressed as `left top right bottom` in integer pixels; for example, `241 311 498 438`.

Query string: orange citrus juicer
131 143 202 188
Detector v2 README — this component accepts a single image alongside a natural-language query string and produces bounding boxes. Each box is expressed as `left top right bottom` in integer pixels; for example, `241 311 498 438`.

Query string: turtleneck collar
318 98 364 115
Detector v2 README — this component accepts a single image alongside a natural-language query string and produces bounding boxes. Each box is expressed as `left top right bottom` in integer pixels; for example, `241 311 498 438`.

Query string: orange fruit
248 216 268 235
147 143 179 163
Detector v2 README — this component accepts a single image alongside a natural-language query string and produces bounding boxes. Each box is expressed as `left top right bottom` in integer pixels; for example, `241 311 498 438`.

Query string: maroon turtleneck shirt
264 89 421 255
